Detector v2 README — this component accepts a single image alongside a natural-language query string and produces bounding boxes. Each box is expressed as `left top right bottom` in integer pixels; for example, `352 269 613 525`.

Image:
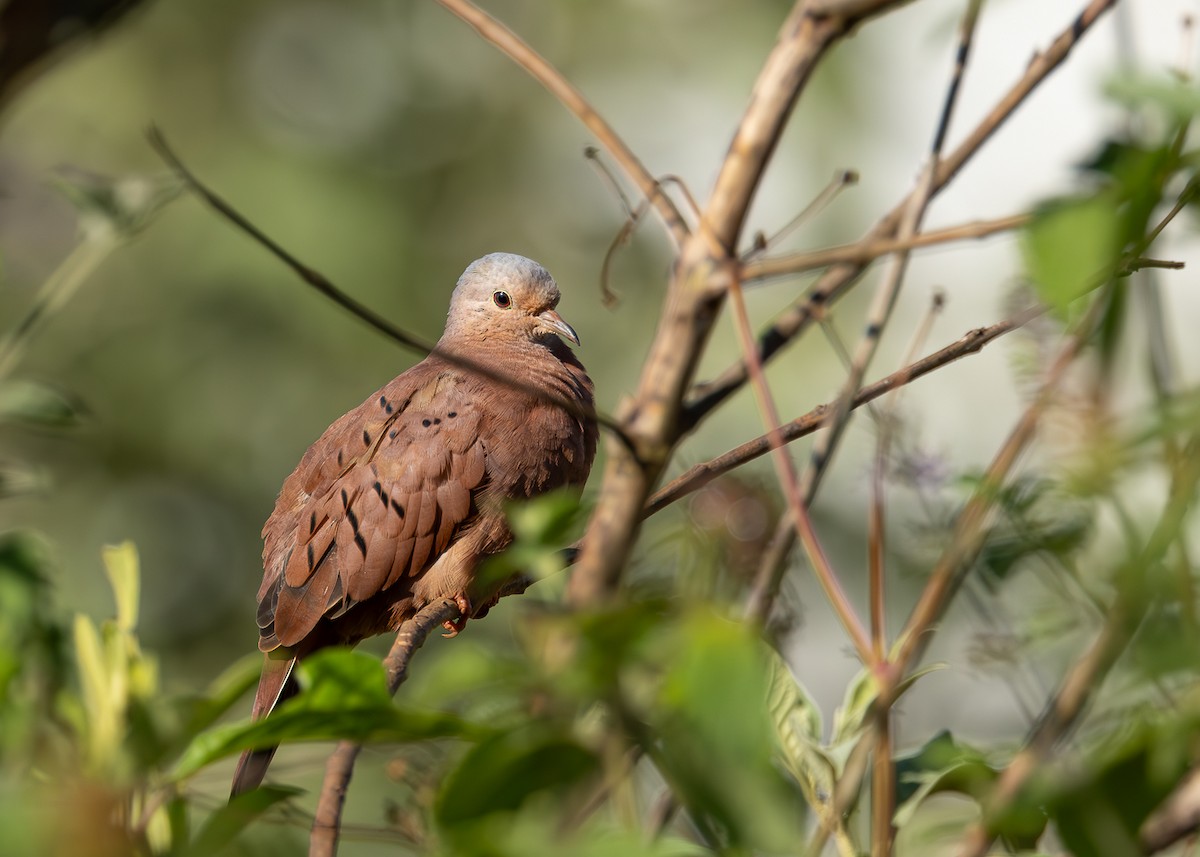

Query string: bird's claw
441 594 473 638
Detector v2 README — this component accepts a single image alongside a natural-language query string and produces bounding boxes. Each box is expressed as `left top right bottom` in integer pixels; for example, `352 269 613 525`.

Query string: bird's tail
230 651 298 798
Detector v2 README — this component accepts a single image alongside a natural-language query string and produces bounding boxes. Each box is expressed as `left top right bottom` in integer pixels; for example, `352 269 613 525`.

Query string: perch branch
309 598 461 857
310 577 531 857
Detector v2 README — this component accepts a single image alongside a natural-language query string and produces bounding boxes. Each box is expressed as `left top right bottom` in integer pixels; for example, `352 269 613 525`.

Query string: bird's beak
537 309 581 346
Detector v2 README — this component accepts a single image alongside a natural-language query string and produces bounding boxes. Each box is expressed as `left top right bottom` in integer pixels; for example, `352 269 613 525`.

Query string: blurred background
1 0 1198 849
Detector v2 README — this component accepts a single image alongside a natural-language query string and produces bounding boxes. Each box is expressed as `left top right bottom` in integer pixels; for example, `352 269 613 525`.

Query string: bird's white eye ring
492 290 512 309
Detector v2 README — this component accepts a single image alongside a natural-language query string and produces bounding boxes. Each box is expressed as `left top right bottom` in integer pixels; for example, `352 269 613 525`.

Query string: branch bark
568 2 858 606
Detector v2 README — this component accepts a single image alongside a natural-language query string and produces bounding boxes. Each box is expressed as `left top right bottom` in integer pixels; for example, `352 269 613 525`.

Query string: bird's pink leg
442 593 473 637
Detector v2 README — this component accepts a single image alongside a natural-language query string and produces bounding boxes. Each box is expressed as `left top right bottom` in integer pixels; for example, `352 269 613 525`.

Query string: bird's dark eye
492 290 512 309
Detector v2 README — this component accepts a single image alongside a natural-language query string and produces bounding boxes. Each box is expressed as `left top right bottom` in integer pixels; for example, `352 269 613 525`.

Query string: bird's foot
441 593 473 638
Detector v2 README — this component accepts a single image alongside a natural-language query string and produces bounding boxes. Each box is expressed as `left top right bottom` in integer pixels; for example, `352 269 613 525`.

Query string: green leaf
478 490 585 589
176 654 263 740
435 728 599 828
767 647 832 814
893 732 1047 847
73 613 118 770
1023 193 1121 313
1042 709 1197 857
183 785 302 856
653 611 801 852
831 662 945 749
0 380 83 428
51 168 182 240
173 650 476 779
1105 73 1200 121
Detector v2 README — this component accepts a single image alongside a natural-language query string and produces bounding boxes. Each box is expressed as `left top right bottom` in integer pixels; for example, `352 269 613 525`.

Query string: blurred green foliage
2 3 1200 857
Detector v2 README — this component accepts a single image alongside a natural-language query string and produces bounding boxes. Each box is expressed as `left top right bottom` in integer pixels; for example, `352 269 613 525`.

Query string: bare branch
743 168 859 260
685 0 1118 426
309 578 532 856
703 5 844 253
570 2 856 605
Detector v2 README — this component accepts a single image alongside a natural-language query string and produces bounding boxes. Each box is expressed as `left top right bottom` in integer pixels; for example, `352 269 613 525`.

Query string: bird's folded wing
257 367 488 650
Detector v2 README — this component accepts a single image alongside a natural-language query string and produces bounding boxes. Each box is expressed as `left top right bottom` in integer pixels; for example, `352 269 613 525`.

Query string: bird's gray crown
449 253 560 311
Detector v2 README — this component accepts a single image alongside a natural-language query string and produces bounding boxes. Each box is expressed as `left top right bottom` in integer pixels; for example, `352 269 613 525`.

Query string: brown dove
230 253 597 796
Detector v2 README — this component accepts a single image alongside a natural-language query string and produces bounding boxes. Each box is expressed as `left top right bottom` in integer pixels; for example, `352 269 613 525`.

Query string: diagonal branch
569 1 864 605
644 308 1038 519
147 128 633 447
724 261 875 663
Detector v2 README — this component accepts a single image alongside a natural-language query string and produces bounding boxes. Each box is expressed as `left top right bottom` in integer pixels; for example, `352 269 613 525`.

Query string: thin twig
432 0 689 248
725 259 875 663
872 7 982 848
869 290 945 653
743 169 859 260
741 212 1028 283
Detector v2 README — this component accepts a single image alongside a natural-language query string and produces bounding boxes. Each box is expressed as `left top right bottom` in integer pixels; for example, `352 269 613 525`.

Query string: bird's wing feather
258 363 488 650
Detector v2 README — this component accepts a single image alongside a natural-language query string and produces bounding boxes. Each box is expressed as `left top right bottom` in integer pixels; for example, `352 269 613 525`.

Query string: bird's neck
436 333 591 405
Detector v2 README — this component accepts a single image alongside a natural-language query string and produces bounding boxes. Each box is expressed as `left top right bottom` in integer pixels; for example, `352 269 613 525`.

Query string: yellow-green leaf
1023 194 1121 313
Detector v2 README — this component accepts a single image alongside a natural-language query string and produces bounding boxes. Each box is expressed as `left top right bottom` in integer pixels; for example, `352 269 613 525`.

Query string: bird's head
444 253 580 348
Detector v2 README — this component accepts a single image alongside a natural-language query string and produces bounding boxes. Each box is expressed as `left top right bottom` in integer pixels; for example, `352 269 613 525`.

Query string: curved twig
432 0 690 248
